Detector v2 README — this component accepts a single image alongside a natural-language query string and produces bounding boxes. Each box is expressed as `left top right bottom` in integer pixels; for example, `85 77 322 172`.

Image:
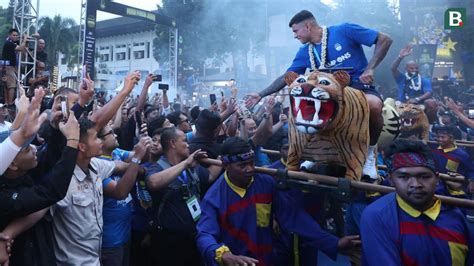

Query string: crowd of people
0 9 474 266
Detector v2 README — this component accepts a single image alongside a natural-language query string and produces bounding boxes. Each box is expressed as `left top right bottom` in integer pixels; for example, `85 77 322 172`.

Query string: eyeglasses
178 119 189 124
98 129 114 138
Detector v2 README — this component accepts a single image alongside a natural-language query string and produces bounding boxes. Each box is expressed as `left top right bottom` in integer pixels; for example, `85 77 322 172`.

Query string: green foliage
38 15 77 66
153 0 267 70
0 0 15 39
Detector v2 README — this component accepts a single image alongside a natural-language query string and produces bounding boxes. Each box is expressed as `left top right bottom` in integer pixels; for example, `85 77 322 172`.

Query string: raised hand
399 44 413 58
144 73 154 88
133 136 152 160
15 84 29 114
59 111 80 143
244 93 262 109
79 73 95 107
18 88 48 140
264 96 276 113
123 71 141 93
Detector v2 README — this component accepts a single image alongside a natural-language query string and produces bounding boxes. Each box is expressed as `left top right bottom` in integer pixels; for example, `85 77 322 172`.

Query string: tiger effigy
378 98 401 148
284 70 369 181
396 103 430 141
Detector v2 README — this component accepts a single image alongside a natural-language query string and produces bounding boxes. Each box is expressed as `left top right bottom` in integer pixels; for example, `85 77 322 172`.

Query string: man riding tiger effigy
246 9 392 180
245 10 393 265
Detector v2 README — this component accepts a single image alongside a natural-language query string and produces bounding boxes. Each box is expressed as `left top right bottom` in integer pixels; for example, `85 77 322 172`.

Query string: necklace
405 72 422 91
309 26 327 70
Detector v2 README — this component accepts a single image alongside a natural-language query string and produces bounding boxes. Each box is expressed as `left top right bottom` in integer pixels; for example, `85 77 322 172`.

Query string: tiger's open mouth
401 117 418 128
291 96 336 131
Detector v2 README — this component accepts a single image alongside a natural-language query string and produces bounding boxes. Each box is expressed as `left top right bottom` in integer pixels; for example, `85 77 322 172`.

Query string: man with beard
360 139 474 265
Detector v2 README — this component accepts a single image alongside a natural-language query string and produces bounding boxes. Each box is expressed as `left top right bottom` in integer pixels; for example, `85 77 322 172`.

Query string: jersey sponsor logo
327 52 352 67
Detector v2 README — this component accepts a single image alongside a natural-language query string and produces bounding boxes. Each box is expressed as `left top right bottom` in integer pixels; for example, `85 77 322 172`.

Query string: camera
158 84 169 91
151 74 162 82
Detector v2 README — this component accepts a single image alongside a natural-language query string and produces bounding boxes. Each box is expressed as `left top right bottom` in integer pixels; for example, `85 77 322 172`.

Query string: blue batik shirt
99 148 133 248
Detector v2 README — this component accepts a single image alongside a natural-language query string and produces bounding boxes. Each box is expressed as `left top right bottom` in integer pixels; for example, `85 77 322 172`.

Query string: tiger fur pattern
396 103 430 141
285 70 370 181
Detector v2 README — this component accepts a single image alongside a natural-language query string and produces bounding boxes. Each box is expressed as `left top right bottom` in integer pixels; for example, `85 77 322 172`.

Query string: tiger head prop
396 103 429 140
284 70 351 134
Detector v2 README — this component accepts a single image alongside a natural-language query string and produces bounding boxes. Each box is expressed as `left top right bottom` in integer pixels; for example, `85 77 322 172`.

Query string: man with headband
196 137 360 266
360 139 474 265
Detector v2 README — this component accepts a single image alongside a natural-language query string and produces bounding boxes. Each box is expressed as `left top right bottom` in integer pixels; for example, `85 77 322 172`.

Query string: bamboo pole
260 149 467 183
376 165 466 183
201 158 474 209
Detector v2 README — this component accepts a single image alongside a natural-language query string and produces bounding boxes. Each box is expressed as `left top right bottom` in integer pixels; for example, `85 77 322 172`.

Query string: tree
38 15 77 66
0 0 15 39
153 0 267 87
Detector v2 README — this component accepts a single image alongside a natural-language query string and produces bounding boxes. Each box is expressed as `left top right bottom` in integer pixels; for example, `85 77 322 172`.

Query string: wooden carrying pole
201 158 474 209
377 165 466 183
261 149 467 183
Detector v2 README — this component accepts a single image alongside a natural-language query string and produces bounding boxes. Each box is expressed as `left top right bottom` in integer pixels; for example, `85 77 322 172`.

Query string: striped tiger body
285 70 369 181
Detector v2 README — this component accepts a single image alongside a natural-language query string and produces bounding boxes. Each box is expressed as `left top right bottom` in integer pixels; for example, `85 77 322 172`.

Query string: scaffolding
12 0 39 92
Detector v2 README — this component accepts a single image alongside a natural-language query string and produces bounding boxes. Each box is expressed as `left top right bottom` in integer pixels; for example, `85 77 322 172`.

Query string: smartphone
159 84 169 91
209 94 217 105
152 74 162 82
468 108 474 119
81 65 87 89
60 95 69 121
135 110 143 127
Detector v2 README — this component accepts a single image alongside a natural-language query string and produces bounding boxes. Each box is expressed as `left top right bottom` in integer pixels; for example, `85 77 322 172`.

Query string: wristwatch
131 157 141 164
415 97 421 103
262 113 270 119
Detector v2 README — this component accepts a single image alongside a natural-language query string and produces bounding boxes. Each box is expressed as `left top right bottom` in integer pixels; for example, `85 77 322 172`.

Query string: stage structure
12 0 39 92
79 0 177 88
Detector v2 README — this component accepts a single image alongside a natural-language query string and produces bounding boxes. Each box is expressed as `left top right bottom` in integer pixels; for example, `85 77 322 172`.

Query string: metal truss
12 0 39 92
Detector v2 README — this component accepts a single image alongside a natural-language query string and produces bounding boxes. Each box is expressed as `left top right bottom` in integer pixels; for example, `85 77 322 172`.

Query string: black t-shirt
2 40 18 66
188 136 221 159
36 50 49 67
147 163 209 233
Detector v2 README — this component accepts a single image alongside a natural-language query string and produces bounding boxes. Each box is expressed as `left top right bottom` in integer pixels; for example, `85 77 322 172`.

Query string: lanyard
177 171 188 184
312 46 322 68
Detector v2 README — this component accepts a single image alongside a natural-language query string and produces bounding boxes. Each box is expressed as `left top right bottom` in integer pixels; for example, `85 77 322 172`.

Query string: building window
134 50 145 59
101 54 109 62
116 52 126 61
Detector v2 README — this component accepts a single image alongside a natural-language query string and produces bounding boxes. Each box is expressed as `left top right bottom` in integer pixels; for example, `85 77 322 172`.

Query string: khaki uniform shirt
51 158 115 266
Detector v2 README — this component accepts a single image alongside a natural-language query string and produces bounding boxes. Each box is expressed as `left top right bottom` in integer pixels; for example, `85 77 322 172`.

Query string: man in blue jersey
246 10 392 179
360 139 474 265
391 44 438 123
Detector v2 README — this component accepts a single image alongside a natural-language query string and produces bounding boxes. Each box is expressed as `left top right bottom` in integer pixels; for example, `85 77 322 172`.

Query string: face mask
409 71 418 77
